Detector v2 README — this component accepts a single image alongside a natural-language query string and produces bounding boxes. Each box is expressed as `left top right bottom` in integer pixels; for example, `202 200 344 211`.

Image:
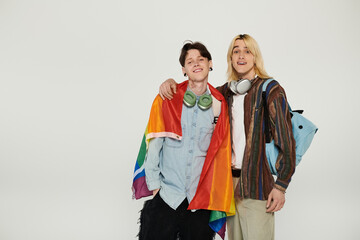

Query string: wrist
273 185 286 194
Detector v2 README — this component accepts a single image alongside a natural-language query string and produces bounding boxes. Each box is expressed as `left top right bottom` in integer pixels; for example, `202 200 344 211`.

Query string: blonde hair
226 34 271 82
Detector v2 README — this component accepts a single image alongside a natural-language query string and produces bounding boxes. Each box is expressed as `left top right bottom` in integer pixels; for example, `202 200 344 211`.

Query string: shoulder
262 78 288 102
216 82 228 92
208 82 224 100
173 80 188 97
177 80 188 89
216 82 230 98
260 78 279 89
151 94 164 107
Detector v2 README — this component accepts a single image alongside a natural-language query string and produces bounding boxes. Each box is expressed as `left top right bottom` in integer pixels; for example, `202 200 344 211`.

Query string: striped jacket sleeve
267 85 296 191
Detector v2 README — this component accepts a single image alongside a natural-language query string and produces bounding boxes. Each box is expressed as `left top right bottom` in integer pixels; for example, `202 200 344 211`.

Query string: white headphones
229 76 257 95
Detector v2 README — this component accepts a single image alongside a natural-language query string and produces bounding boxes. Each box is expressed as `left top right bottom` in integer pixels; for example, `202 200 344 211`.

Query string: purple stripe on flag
132 176 152 199
218 222 226 239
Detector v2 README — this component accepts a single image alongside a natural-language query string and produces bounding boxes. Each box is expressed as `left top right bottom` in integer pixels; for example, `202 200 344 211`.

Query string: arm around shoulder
159 78 178 100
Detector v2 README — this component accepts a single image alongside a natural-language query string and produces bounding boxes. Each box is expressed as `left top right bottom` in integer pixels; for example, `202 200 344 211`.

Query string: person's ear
182 67 187 77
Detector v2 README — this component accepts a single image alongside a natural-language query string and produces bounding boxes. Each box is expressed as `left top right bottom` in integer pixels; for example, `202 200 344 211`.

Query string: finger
266 199 271 209
159 91 165 100
266 194 272 208
266 201 276 213
278 200 285 210
164 83 173 100
163 90 173 100
171 83 177 94
159 85 166 100
165 84 172 95
160 85 172 100
267 197 280 212
165 84 174 99
273 203 282 212
272 199 286 212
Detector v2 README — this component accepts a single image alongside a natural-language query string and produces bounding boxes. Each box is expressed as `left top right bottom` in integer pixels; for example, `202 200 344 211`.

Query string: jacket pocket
198 127 213 152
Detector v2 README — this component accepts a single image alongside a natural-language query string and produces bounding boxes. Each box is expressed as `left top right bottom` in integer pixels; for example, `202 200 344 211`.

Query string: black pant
138 193 215 240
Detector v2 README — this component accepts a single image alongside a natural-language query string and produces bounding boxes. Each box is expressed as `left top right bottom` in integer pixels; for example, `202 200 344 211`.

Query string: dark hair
179 41 212 67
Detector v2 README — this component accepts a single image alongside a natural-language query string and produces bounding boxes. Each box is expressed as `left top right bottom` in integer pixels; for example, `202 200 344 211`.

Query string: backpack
262 79 318 175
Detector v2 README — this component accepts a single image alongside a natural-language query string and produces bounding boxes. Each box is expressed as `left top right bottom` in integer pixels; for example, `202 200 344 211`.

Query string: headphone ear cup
229 79 252 95
183 91 196 108
235 79 252 95
198 95 212 110
229 80 238 94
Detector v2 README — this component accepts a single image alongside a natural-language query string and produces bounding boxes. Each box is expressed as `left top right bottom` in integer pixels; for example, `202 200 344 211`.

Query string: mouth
237 61 246 65
193 68 203 73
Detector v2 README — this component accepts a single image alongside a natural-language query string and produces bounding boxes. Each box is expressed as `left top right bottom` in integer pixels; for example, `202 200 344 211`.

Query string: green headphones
183 91 212 110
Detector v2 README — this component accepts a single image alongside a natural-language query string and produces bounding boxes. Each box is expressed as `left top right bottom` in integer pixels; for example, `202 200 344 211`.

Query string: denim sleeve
144 137 164 191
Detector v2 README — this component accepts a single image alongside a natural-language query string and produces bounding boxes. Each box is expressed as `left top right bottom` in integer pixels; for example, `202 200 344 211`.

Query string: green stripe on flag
209 210 226 222
136 134 147 166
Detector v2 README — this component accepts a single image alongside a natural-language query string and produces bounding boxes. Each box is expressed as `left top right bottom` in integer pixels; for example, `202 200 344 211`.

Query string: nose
193 60 199 66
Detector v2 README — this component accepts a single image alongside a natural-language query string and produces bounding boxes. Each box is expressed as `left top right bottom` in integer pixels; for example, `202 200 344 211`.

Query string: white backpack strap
212 96 221 127
212 96 221 117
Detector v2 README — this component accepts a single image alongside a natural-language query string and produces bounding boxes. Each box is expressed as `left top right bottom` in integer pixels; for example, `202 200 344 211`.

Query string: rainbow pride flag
132 81 235 239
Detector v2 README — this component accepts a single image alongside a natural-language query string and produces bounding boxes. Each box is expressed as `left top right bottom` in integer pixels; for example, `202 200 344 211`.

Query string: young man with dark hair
132 41 234 240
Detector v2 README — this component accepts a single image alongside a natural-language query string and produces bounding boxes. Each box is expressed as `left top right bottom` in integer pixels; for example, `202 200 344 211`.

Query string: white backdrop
0 0 359 239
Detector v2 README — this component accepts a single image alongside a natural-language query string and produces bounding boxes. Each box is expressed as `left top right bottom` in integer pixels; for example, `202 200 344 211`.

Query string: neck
238 69 256 80
188 79 208 96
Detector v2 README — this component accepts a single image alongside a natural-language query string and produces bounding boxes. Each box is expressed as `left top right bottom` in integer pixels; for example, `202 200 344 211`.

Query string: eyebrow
185 55 204 61
232 45 248 50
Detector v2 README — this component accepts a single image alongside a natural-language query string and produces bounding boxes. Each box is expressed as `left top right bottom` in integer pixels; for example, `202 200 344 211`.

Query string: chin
190 78 206 83
189 75 205 81
236 70 252 77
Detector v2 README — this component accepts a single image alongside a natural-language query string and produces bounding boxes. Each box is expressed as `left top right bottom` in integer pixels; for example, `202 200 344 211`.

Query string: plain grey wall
0 0 359 239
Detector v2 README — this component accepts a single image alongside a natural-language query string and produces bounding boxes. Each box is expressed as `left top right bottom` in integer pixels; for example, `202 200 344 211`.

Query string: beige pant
227 177 274 240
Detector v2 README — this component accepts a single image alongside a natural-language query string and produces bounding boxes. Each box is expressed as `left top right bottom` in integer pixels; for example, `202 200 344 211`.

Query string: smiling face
182 49 212 83
231 39 255 80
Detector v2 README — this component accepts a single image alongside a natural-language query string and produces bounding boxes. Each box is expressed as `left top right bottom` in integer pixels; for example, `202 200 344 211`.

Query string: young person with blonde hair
158 34 296 240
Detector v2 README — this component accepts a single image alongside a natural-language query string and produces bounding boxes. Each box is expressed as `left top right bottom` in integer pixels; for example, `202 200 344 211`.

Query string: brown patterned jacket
217 77 296 200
